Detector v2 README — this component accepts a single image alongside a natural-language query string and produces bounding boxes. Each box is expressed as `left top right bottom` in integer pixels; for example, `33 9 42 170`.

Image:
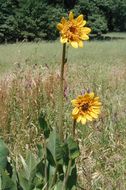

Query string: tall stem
50 165 58 188
72 119 76 138
62 120 77 190
59 43 67 140
62 159 72 190
44 139 48 190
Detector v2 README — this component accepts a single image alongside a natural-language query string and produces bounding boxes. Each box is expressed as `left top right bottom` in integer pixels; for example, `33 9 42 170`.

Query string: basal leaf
54 181 63 190
0 139 9 170
38 113 50 138
37 144 43 158
1 170 17 190
47 130 63 166
67 137 80 160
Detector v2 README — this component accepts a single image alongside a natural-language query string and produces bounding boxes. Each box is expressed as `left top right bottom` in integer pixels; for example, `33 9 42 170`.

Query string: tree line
0 0 126 43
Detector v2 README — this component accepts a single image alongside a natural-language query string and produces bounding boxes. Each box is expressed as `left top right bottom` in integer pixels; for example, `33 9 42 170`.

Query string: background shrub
88 14 108 35
0 0 126 42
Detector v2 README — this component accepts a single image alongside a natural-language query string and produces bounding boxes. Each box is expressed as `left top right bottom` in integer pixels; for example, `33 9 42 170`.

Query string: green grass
104 32 126 38
0 34 126 189
0 33 126 74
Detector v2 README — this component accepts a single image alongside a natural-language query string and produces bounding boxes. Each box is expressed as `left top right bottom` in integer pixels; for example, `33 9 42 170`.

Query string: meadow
0 34 126 189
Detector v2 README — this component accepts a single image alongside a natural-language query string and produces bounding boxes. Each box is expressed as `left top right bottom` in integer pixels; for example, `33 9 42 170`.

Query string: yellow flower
57 12 91 48
71 92 101 125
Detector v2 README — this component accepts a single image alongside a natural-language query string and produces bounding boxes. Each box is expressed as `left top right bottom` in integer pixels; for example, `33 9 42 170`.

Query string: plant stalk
62 159 72 190
44 139 48 190
50 165 58 188
72 119 76 138
59 43 67 141
62 120 77 190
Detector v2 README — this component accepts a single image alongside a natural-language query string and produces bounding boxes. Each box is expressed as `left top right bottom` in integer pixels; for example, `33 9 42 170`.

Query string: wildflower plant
0 12 101 190
72 92 101 125
57 12 91 48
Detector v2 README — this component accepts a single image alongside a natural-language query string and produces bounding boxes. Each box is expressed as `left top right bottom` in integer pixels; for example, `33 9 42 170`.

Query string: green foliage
18 152 44 190
47 130 63 166
0 0 126 42
113 0 126 31
0 139 17 190
0 0 19 43
88 14 108 34
39 113 51 138
0 139 9 170
0 170 17 190
0 126 80 189
67 137 80 160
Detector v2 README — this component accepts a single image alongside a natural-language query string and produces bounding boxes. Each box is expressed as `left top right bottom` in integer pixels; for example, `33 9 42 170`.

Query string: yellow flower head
57 12 91 48
71 92 101 125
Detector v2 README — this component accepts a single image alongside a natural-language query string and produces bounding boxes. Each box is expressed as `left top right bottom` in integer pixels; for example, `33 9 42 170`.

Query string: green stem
59 43 67 141
0 173 2 190
62 159 72 190
72 119 76 138
44 139 48 190
62 120 77 190
50 165 58 188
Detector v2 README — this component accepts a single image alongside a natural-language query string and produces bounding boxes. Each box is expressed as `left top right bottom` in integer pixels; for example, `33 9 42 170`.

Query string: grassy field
0 34 126 189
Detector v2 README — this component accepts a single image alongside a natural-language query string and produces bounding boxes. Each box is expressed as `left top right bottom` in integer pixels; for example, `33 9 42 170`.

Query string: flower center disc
82 103 89 112
69 26 76 33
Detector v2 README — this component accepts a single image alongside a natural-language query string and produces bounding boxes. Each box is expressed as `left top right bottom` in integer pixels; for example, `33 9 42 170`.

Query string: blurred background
0 0 126 43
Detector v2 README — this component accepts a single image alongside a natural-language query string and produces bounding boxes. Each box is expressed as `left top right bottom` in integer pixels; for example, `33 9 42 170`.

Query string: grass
104 32 126 38
0 34 126 189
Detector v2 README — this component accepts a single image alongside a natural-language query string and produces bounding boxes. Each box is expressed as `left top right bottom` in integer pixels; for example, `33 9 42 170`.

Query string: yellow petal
71 41 78 48
81 34 89 40
92 109 101 114
72 107 79 115
81 117 86 125
93 102 102 106
61 17 67 24
76 115 82 123
82 27 91 34
57 23 63 30
60 37 67 43
91 106 101 109
77 95 83 99
94 97 100 101
89 92 94 99
89 112 98 119
79 20 86 27
76 14 83 22
69 12 74 20
78 40 83 48
82 93 89 98
86 114 93 121
71 99 78 106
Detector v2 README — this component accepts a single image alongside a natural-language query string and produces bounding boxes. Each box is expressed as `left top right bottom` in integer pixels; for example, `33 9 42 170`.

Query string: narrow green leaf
18 174 29 190
20 152 40 181
19 155 29 180
67 137 80 160
1 170 17 190
26 152 39 175
54 181 63 190
0 139 9 170
37 144 43 158
67 161 77 190
47 130 63 166
38 113 50 138
0 173 2 190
